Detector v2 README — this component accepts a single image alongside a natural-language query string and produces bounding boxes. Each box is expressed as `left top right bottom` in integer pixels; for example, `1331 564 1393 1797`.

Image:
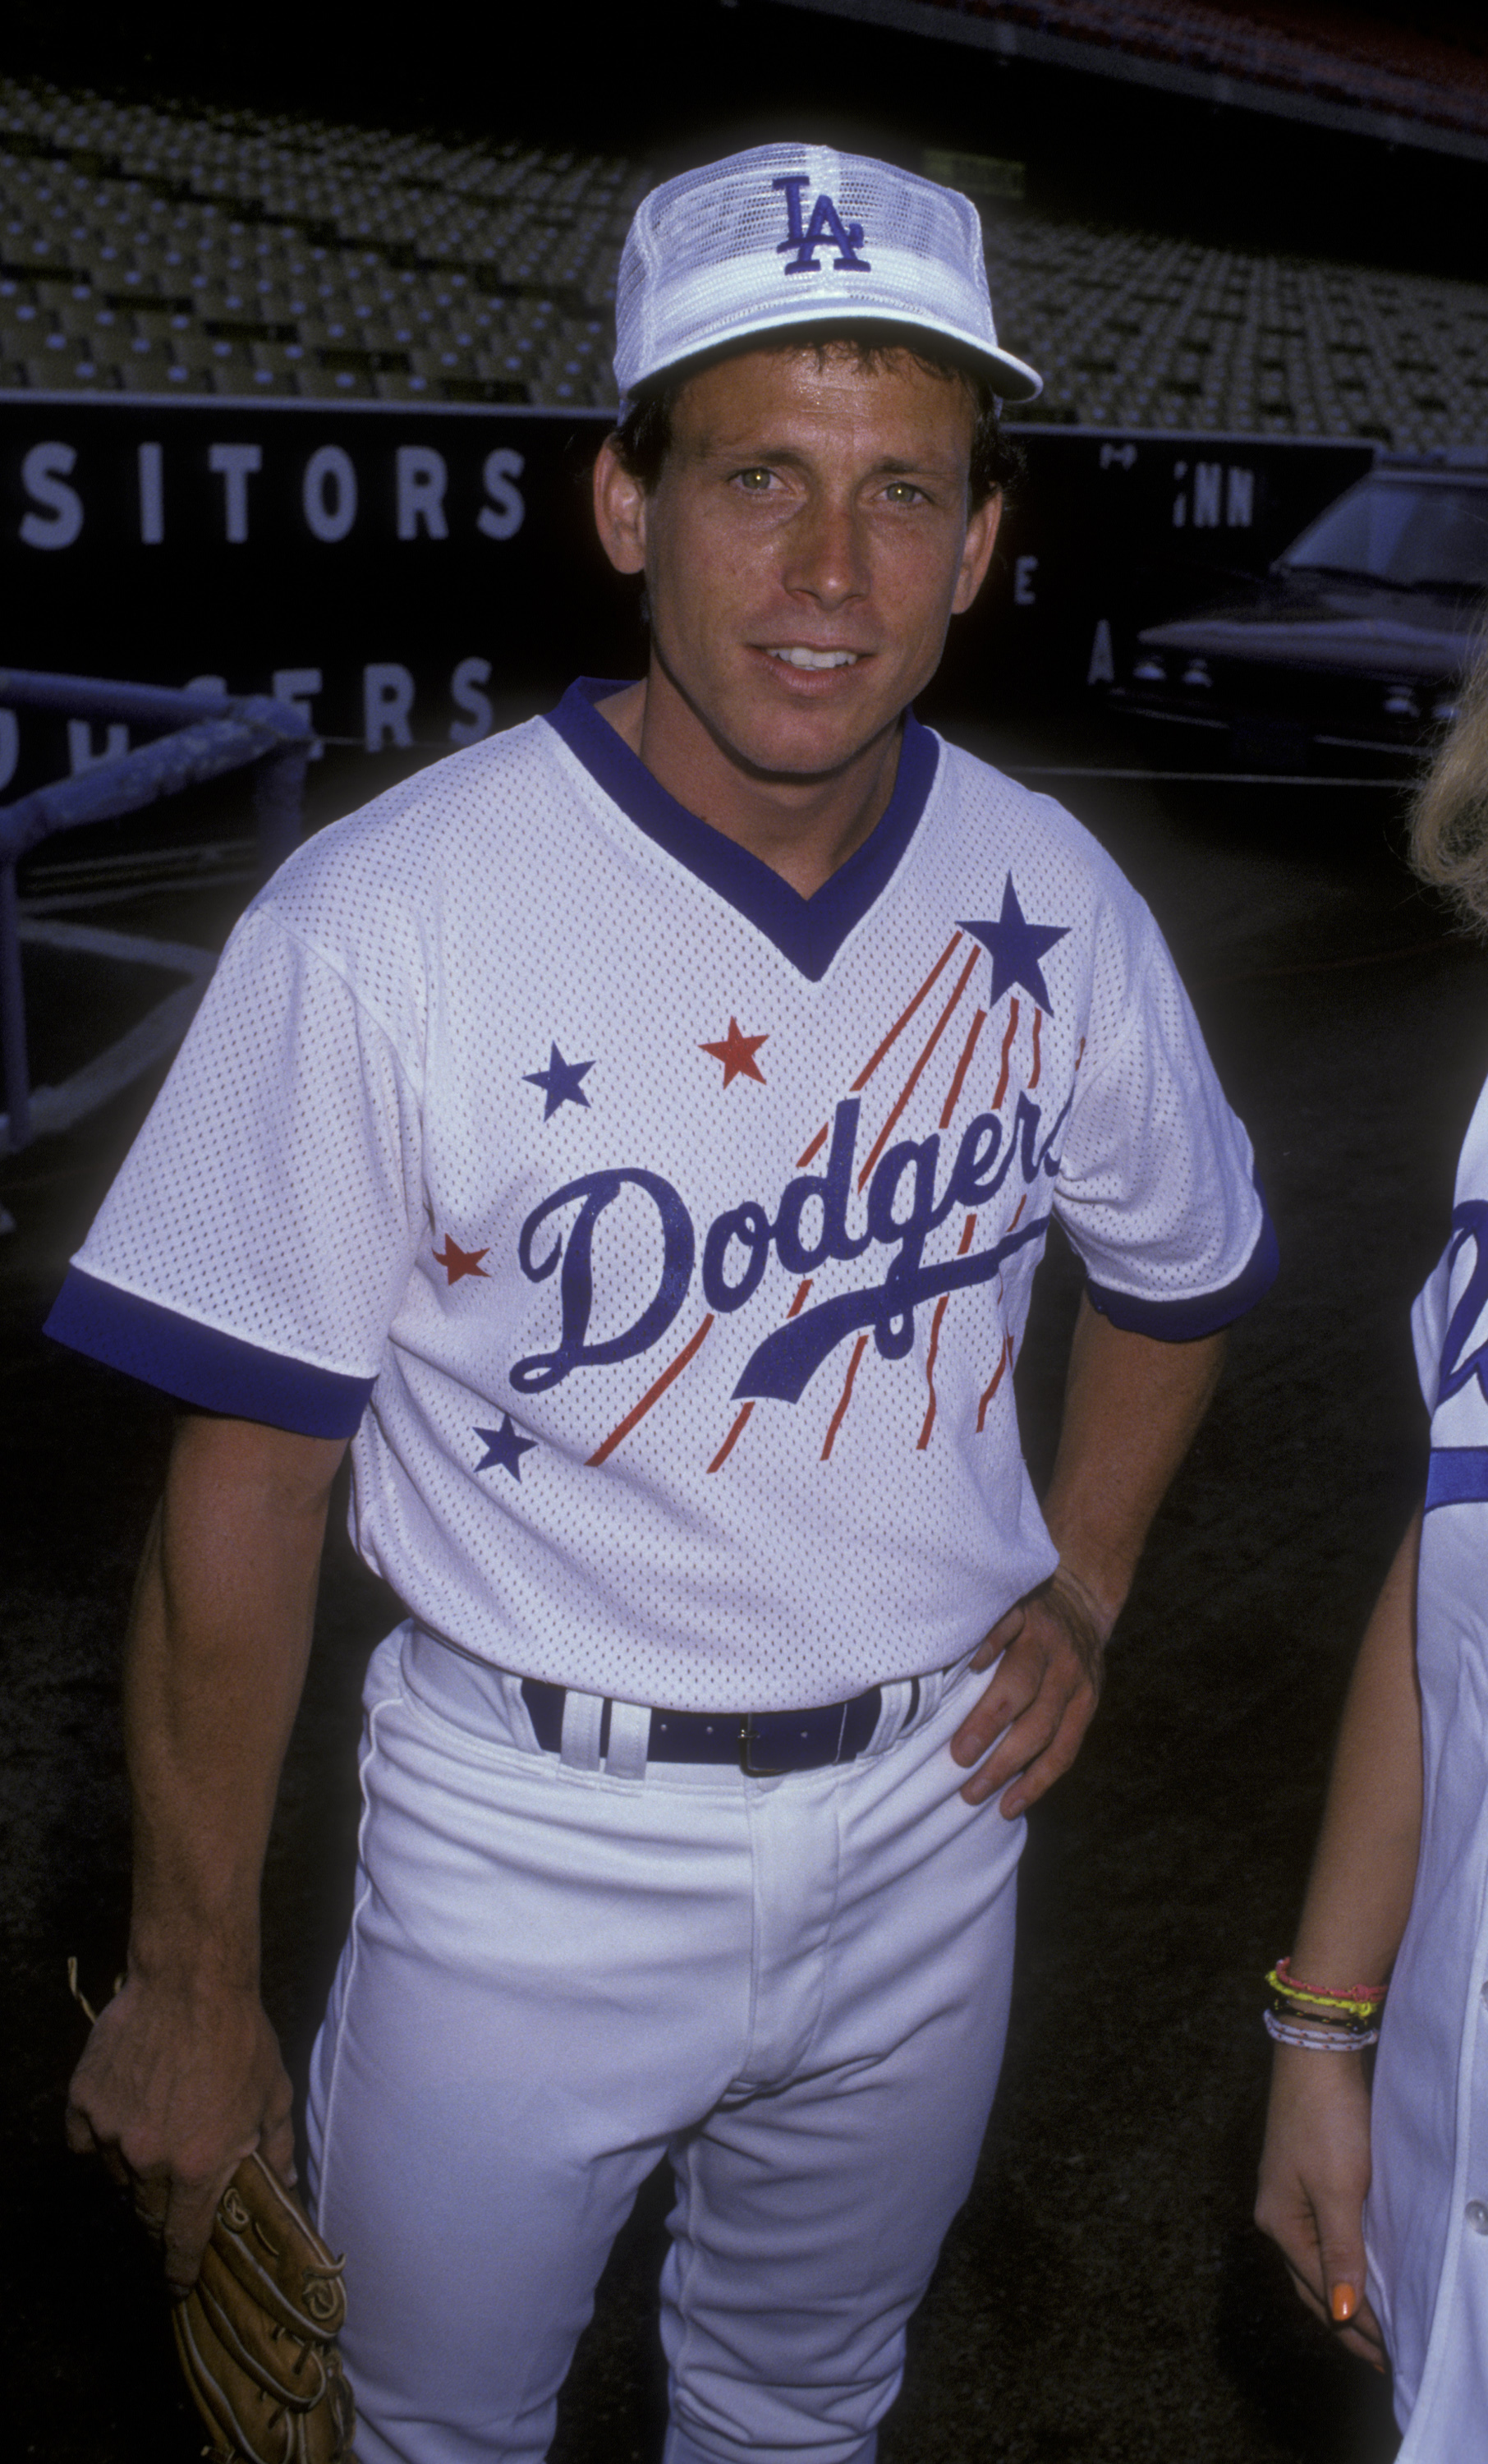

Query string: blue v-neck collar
544 678 939 983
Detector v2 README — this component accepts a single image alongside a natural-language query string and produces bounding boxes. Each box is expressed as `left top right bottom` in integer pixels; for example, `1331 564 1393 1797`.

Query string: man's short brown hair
608 323 1024 511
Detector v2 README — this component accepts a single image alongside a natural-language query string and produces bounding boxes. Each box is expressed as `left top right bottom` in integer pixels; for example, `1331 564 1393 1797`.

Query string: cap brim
623 303 1044 405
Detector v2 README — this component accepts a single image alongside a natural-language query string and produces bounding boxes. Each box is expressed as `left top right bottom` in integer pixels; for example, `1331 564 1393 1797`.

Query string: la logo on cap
772 175 871 277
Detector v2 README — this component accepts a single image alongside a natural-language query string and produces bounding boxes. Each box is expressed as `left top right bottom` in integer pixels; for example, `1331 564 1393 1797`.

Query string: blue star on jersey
959 876 1070 1014
523 1041 595 1119
475 1415 539 1479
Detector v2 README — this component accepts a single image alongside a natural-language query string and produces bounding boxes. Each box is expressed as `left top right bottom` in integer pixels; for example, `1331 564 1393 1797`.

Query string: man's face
597 342 1001 780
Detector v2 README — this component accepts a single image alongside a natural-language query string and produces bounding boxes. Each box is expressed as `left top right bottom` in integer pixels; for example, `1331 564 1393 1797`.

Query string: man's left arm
953 1294 1226 1813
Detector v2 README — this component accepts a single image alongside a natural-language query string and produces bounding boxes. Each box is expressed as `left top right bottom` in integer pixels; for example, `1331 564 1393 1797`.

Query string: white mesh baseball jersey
1364 1072 1488 2448
48 683 1274 1709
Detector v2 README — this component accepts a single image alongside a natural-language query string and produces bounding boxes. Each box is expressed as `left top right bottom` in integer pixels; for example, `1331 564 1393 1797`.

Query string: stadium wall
0 395 1373 802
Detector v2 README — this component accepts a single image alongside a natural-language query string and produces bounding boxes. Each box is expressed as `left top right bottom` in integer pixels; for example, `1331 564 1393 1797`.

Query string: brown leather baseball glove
172 2150 357 2464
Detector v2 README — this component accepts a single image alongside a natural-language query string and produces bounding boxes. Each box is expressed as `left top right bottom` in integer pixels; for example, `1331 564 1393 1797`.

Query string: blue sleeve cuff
1085 1198 1279 1341
44 1268 374 1438
1426 1447 1488 1512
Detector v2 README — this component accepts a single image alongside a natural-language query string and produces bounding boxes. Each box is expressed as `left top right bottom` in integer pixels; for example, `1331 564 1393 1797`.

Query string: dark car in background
1108 459 1488 770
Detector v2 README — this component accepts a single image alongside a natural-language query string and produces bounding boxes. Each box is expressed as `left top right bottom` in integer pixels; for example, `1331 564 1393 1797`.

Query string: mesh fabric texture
614 141 1042 401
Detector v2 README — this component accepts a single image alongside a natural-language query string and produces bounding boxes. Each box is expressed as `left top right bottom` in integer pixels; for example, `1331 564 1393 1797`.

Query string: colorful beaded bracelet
1266 1959 1387 2018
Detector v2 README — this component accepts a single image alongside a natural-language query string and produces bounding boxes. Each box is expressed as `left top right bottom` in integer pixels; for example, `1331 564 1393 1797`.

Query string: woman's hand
1255 2043 1386 2370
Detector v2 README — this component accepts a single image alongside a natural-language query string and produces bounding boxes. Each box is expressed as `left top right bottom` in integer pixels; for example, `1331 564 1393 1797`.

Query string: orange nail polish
1330 2282 1357 2323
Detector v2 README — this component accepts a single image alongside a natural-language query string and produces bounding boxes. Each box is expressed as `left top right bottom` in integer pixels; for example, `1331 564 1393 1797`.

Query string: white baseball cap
613 140 1042 405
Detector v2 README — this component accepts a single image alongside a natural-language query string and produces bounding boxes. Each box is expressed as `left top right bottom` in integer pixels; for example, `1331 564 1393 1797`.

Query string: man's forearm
66 1411 350 2286
126 1411 348 1982
953 1294 1227 1809
1041 1295 1228 1634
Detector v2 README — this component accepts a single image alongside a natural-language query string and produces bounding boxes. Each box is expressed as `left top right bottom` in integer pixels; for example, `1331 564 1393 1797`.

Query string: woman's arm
1254 1506 1424 2365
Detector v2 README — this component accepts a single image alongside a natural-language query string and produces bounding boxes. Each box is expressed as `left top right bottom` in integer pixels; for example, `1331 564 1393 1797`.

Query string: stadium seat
293 358 375 398
374 368 436 401
249 338 308 379
112 356 172 392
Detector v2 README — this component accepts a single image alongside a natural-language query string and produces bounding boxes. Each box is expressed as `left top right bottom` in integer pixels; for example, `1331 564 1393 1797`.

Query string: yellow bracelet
1265 1961 1386 2020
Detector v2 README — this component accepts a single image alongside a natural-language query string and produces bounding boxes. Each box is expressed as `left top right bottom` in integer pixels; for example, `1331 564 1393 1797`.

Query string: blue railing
0 670 314 1153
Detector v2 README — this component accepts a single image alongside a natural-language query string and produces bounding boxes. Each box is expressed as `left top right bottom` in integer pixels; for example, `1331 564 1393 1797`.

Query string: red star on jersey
434 1235 489 1285
700 1017 769 1087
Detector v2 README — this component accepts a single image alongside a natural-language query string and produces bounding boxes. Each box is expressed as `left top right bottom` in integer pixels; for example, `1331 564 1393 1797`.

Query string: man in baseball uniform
56 145 1275 2464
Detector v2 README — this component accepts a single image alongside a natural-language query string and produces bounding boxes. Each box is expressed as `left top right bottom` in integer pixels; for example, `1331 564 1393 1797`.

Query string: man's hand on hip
950 1565 1107 1817
948 1301 1227 1818
66 1974 296 2295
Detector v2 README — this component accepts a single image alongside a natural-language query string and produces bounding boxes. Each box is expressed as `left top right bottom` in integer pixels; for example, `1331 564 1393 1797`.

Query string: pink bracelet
1274 1956 1388 2008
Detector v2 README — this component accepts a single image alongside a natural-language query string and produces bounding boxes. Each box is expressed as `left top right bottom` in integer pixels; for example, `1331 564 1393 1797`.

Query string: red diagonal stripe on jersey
1076 1034 1086 1069
976 1334 1013 1433
915 1294 952 1453
857 945 981 1191
1028 1007 1042 1090
707 1401 754 1474
820 1334 870 1461
915 1215 978 1452
849 932 963 1093
1009 1193 1026 1230
992 998 1021 1110
705 1280 812 1473
939 1008 987 1130
587 1317 715 1466
797 935 968 1176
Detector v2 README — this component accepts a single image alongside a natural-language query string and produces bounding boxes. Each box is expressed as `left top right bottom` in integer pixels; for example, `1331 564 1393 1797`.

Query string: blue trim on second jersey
1426 1447 1488 1512
1086 1197 1279 1341
545 678 939 982
44 1267 374 1438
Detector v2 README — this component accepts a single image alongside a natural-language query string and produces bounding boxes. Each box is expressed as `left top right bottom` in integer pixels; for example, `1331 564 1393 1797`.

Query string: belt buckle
740 1703 851 1776
739 1712 788 1777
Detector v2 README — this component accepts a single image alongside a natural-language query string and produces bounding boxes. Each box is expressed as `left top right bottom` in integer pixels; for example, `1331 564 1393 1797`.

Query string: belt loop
558 1689 605 1772
604 1699 651 1781
866 1678 913 1754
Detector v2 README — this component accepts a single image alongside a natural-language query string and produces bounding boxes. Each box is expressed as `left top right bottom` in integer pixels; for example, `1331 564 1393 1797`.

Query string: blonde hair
1411 633 1488 931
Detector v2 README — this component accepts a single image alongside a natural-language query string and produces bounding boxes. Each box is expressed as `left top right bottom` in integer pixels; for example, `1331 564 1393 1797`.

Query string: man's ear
951 490 1003 617
594 438 649 576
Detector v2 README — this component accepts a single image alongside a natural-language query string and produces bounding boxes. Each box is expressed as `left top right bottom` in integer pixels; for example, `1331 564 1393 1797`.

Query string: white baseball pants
305 1625 1024 2464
